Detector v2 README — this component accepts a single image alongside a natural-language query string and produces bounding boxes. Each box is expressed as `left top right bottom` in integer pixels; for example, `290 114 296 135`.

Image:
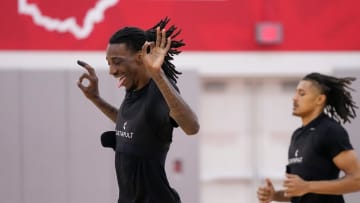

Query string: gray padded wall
0 69 199 203
21 71 68 203
166 70 200 203
0 71 22 203
67 70 118 203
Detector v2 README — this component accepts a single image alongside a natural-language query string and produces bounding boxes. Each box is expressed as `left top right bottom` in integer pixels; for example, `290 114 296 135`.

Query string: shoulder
314 115 351 149
310 115 349 147
320 116 348 136
316 116 353 158
148 78 180 97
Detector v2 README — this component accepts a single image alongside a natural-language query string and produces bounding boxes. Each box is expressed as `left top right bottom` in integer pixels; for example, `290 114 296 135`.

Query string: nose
109 65 116 75
292 94 298 102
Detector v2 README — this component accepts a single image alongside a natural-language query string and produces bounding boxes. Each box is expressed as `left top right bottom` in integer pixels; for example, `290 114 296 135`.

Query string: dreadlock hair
108 17 185 83
303 72 358 124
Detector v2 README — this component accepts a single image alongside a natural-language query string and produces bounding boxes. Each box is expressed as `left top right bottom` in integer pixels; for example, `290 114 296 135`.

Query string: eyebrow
106 56 126 61
296 88 305 93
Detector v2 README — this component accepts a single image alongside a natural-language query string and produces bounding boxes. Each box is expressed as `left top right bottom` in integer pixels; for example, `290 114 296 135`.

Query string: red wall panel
1 0 360 50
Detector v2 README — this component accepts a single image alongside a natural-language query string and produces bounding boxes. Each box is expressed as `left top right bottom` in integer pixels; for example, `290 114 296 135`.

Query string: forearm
89 96 118 123
151 72 200 135
307 175 360 195
273 190 291 202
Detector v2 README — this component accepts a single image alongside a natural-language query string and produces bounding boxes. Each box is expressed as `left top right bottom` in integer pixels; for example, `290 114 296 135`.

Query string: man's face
292 80 325 118
106 43 143 91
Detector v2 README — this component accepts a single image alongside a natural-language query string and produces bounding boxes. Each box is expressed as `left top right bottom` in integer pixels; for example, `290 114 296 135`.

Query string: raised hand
257 178 275 203
77 60 100 100
141 27 171 76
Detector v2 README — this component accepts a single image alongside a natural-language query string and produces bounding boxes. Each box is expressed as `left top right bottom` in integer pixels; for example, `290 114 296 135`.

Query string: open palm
141 27 171 75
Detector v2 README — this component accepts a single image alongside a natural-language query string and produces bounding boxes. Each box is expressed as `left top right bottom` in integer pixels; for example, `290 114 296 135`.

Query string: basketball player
257 73 360 203
77 18 199 203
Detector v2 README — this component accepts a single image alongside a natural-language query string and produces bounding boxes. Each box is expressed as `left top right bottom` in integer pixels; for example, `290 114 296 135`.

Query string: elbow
171 111 200 135
348 168 360 191
353 164 360 191
184 122 200 136
354 173 360 191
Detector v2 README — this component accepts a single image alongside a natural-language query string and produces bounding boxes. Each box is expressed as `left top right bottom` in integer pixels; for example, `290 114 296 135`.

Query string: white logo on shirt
123 121 127 130
116 121 134 139
289 148 303 164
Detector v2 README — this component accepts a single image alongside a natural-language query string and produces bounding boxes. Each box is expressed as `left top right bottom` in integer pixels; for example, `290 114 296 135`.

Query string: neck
134 74 151 91
301 109 323 126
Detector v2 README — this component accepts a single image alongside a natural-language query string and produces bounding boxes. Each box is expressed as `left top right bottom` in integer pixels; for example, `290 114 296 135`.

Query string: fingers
141 41 154 55
286 173 297 178
283 174 301 197
284 187 295 198
161 28 167 48
155 27 161 47
257 186 271 202
257 178 275 202
77 60 96 76
77 73 90 90
77 60 98 89
283 174 299 187
77 60 87 67
265 178 273 188
155 27 170 49
165 37 171 51
142 41 149 55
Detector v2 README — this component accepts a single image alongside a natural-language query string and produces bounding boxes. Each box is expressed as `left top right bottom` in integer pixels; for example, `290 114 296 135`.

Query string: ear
135 52 143 65
316 94 327 106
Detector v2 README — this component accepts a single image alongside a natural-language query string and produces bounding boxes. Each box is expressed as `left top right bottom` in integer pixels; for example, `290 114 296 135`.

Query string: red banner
1 0 360 50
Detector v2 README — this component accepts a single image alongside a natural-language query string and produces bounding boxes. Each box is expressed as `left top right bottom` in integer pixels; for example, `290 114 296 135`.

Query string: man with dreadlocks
76 18 199 203
257 72 360 203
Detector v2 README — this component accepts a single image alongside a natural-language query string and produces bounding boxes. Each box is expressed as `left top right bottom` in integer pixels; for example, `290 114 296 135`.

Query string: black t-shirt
114 79 181 203
287 113 353 203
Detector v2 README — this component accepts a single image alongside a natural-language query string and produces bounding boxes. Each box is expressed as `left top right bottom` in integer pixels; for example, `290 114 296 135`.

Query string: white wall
1 51 360 75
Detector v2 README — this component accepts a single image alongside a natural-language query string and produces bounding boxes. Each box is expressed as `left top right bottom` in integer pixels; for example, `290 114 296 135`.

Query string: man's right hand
77 60 100 101
257 178 275 203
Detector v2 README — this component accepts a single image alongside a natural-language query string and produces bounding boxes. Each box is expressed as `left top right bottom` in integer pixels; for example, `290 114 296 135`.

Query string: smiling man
257 73 360 203
77 18 199 203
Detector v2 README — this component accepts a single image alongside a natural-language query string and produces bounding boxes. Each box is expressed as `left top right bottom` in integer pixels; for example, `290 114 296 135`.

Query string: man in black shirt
257 73 360 203
76 18 199 203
